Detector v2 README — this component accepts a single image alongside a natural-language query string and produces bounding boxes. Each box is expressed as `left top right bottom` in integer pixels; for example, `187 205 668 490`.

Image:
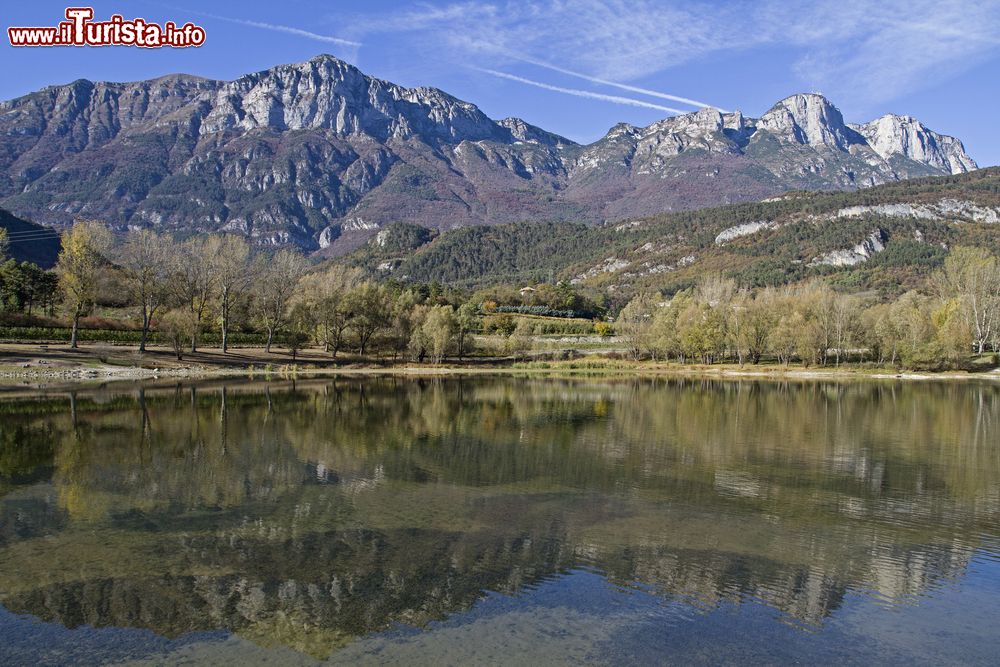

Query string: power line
1 230 63 240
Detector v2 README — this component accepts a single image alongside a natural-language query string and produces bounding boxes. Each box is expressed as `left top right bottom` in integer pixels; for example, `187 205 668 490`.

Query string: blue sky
3 0 1000 165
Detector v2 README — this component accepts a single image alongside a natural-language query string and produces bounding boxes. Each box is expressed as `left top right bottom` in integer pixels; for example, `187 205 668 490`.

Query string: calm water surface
1 376 999 665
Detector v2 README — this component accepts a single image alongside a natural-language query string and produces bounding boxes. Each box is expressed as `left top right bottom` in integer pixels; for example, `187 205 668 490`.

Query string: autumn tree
345 282 391 355
171 237 220 352
618 292 659 359
211 235 254 354
159 308 196 360
648 293 689 361
291 266 359 359
255 249 307 353
733 289 778 365
677 301 726 364
117 229 173 352
423 304 456 364
387 290 419 360
455 302 479 359
408 304 431 362
505 318 534 360
935 246 1000 355
55 220 111 348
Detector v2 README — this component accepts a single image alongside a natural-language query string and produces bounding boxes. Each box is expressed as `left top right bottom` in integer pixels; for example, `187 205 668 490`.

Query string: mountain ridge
340 167 1000 302
0 55 978 254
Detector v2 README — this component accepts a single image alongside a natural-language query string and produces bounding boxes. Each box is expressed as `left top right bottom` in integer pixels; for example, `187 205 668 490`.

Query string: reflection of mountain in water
0 378 997 655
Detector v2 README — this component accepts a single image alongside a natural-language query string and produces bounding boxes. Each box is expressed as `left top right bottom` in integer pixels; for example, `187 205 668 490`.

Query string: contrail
199 12 361 46
474 68 687 114
510 55 726 111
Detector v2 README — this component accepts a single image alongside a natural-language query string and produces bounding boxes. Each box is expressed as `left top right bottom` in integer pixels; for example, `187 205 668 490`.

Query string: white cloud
348 0 1000 113
348 0 725 111
473 68 688 113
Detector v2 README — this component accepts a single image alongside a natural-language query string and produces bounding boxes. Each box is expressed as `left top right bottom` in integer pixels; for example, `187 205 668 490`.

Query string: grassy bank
1 342 998 388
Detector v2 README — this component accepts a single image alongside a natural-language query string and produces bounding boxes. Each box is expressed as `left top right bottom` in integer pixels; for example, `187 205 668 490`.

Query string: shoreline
1 343 998 389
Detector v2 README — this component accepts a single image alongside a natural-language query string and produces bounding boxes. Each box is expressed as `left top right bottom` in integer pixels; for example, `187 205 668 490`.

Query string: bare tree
172 237 219 353
55 220 111 349
254 249 306 353
117 229 173 352
831 293 861 367
211 235 253 353
290 265 359 358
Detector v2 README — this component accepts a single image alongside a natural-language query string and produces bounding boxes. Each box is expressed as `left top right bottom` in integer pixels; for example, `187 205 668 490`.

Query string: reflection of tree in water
0 377 997 655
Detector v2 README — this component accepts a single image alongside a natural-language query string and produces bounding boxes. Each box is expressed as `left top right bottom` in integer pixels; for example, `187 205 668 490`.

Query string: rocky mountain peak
855 114 977 174
604 122 640 140
758 93 862 150
200 54 504 142
648 106 724 137
497 117 575 147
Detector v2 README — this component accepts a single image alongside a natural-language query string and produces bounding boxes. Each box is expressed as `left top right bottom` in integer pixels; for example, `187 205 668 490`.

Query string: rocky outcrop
835 199 1000 224
715 220 779 245
811 228 888 267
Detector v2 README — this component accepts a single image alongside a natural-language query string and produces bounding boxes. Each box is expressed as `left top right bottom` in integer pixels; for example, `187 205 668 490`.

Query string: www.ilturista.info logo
8 7 205 48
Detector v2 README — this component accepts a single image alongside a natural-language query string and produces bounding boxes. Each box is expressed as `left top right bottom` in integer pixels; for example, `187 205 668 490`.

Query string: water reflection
0 377 999 660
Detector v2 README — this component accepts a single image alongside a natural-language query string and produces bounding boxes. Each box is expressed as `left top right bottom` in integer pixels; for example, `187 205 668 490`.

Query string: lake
1 376 999 665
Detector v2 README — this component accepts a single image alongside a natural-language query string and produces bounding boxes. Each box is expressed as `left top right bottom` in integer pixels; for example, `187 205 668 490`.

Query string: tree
863 302 901 366
286 302 314 360
455 302 479 359
735 289 778 365
696 275 736 307
291 265 359 359
505 318 534 360
20 263 58 316
55 221 111 349
172 237 219 353
423 305 456 364
890 291 938 368
159 308 196 360
408 304 431 362
617 292 659 359
345 283 392 356
254 249 306 353
118 229 173 352
649 297 684 361
0 260 25 312
933 297 974 363
771 309 804 366
211 235 254 354
677 302 726 364
934 246 1000 355
830 293 861 367
388 290 419 360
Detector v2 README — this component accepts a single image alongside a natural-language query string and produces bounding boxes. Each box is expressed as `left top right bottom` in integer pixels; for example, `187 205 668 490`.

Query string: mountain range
0 54 979 255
